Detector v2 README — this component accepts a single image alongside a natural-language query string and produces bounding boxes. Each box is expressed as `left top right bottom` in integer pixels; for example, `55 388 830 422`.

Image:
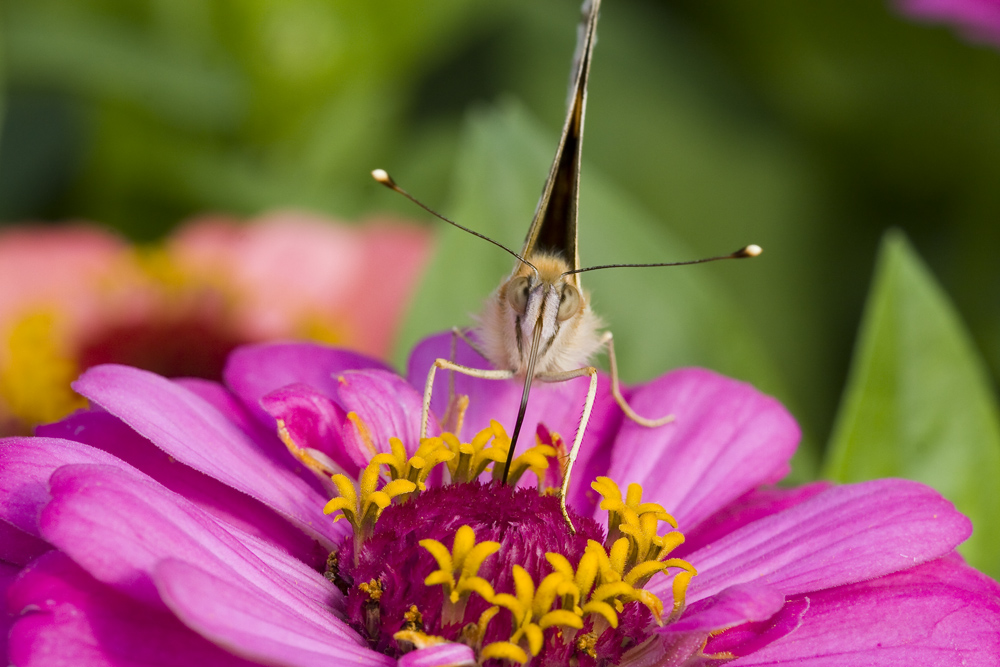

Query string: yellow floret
323 461 416 551
420 525 500 625
371 435 455 497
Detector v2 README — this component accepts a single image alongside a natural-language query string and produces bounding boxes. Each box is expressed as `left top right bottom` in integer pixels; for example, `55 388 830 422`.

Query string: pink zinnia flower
1 333 997 665
0 212 429 435
894 0 1000 47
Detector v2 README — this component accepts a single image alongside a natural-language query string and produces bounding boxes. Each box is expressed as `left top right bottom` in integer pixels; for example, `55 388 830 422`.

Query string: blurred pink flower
895 0 1000 46
0 212 430 435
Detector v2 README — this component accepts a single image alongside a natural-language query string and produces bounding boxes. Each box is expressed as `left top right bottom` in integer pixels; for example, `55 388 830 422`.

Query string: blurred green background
2 1 1000 568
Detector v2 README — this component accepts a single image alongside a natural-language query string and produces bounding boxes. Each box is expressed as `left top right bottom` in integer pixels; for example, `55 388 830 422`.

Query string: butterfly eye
557 284 582 321
506 276 531 314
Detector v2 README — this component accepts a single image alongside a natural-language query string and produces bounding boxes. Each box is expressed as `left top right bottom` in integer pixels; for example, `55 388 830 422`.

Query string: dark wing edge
519 0 601 286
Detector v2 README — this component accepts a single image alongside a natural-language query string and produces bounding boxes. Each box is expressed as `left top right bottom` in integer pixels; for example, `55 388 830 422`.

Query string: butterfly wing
519 0 601 288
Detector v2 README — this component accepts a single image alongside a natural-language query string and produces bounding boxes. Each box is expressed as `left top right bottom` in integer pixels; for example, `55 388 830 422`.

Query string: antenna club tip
740 244 763 258
371 169 394 187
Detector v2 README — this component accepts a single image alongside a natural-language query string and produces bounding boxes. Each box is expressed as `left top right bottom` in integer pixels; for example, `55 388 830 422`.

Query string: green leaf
395 99 806 473
825 230 1000 577
0 21 5 158
4 4 245 131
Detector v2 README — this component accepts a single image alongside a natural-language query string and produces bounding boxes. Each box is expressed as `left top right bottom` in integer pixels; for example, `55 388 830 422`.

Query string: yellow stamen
480 641 528 664
402 605 424 632
460 605 501 652
441 424 506 484
346 411 378 458
623 587 665 625
277 418 344 484
420 525 500 625
434 421 561 489
580 599 618 629
359 579 383 601
575 632 598 659
371 436 454 497
486 564 586 660
608 537 631 578
324 461 415 550
666 561 698 623
592 476 677 548
393 630 450 650
486 422 558 488
624 560 668 588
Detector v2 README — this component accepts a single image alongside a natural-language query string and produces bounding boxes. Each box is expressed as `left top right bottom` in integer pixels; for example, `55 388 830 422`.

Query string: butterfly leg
451 326 489 360
421 358 514 439
537 365 600 533
441 328 492 432
602 331 674 428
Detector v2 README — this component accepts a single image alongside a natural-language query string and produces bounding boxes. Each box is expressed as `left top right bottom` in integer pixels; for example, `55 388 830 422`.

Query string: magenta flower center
314 420 696 666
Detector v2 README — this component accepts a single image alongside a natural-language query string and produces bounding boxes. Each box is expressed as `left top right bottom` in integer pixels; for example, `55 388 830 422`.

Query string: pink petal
398 643 476 667
39 463 348 636
664 582 787 635
37 410 325 567
605 368 800 532
335 369 427 456
675 482 832 558
73 364 337 547
895 0 1000 47
156 559 388 667
7 551 259 667
1 559 20 659
0 436 123 537
261 383 361 476
0 521 49 566
407 332 621 501
223 342 392 428
173 379 347 548
670 479 970 604
703 597 809 659
173 377 281 446
726 553 1000 665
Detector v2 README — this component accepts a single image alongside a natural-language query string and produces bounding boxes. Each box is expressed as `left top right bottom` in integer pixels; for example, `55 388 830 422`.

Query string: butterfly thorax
477 252 604 377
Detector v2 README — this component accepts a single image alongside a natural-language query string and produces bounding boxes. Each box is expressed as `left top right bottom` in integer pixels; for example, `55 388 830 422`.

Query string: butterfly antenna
562 245 762 276
372 169 537 274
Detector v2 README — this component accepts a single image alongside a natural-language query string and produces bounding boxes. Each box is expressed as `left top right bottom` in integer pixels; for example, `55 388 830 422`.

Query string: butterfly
373 0 759 530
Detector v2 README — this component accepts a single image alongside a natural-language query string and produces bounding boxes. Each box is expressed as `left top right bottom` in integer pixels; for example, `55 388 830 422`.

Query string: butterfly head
505 252 582 328
478 253 603 378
